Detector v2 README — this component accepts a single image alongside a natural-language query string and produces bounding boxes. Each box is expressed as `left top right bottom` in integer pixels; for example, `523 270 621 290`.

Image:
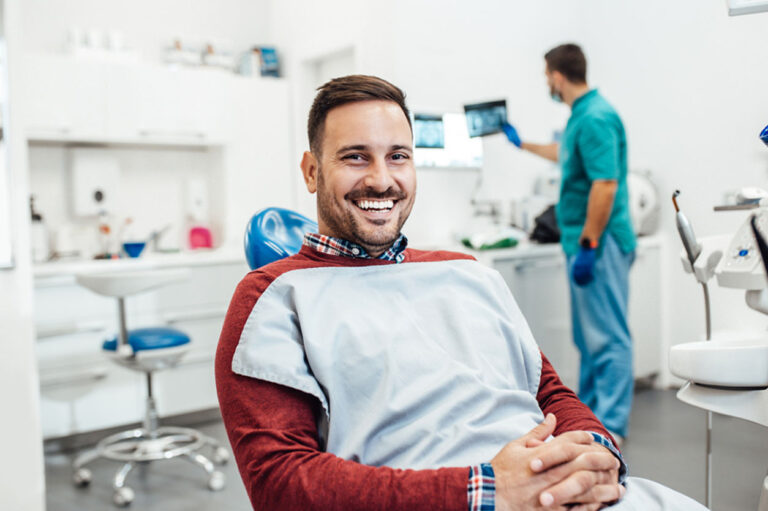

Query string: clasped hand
491 414 624 510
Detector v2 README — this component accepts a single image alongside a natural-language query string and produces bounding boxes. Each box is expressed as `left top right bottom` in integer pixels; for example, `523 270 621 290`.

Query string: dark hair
307 75 412 155
544 44 587 84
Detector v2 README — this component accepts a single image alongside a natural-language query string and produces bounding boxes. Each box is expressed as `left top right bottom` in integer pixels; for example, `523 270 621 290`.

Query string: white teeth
357 200 394 210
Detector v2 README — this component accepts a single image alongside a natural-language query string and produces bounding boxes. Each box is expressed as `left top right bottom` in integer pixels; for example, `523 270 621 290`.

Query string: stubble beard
316 167 408 253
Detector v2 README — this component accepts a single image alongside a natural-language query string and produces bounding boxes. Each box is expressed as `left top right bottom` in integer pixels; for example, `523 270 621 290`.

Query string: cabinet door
37 330 144 439
494 255 580 390
124 65 225 143
22 55 107 140
628 244 662 380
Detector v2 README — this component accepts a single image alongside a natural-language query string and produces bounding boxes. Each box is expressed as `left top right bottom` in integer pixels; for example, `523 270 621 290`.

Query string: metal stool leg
112 462 135 507
183 452 225 491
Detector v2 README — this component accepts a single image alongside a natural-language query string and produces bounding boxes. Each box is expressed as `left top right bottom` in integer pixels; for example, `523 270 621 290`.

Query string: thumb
523 413 556 443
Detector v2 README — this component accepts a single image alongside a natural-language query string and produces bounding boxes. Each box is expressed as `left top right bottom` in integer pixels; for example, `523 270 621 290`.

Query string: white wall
269 0 768 383
0 0 46 509
20 0 271 62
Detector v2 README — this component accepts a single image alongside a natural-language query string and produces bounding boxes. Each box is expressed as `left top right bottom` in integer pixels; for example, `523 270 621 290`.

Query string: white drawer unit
34 259 249 439
487 238 663 393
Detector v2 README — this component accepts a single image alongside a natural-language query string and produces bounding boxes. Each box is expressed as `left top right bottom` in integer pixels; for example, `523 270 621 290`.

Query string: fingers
528 431 595 472
522 413 557 445
538 470 624 508
567 504 604 511
565 482 626 505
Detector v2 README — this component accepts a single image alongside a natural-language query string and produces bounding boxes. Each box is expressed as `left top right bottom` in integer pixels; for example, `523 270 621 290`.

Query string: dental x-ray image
463 99 507 137
414 114 445 148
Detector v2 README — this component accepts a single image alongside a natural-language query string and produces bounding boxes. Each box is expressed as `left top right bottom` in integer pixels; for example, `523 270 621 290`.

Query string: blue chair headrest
244 207 318 270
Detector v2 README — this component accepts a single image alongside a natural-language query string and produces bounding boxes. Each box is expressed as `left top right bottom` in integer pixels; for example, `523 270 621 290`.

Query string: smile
353 199 395 211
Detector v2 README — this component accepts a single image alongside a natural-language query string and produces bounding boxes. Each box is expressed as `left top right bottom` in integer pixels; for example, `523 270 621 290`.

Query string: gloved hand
502 122 522 148
571 246 597 286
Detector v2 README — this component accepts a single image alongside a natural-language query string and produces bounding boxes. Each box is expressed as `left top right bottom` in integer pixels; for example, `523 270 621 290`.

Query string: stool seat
103 327 190 352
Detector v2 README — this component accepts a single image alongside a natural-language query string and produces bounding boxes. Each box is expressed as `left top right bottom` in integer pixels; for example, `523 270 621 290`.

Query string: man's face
300 100 416 257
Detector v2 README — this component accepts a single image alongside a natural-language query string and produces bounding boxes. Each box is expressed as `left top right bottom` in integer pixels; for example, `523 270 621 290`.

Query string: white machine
670 194 768 511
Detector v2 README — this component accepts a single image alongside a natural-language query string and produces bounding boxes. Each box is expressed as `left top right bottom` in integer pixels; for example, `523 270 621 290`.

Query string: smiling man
215 75 707 511
301 96 416 257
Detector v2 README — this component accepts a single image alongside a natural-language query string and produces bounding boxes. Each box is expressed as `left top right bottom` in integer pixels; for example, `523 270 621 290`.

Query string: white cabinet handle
40 368 108 389
137 129 207 139
514 259 564 273
36 321 107 339
27 125 72 135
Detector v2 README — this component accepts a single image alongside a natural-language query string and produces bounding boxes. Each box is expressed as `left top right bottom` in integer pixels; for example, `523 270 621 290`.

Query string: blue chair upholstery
244 207 318 270
102 327 190 352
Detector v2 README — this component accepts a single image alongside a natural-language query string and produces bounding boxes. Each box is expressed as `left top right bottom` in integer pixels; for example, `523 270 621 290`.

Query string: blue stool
245 207 317 270
72 269 229 507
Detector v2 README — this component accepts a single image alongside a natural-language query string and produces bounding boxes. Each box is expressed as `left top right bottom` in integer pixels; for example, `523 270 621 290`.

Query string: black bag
529 204 560 243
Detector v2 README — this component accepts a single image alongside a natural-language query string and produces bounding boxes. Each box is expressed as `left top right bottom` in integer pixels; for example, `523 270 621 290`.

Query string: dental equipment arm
673 190 702 265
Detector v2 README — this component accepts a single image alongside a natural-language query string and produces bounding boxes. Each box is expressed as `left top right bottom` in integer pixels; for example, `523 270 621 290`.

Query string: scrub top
556 89 636 256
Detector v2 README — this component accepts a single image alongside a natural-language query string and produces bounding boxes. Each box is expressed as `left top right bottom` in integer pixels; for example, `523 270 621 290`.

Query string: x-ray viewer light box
463 99 507 138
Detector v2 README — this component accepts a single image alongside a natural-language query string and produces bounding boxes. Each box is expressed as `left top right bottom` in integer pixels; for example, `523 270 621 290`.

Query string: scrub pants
566 234 635 437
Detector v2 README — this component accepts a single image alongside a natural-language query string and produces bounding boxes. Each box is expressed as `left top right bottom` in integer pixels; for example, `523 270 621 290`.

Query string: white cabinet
105 64 231 144
22 56 107 139
22 55 234 146
34 259 249 439
490 239 663 392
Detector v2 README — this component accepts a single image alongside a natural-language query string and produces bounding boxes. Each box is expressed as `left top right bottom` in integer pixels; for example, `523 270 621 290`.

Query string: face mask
550 88 563 103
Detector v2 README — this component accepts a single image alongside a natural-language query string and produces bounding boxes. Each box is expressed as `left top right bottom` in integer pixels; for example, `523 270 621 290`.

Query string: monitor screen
463 100 507 138
413 114 445 148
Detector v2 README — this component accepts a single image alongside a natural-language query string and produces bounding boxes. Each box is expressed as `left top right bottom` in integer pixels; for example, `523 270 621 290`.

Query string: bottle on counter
30 195 51 263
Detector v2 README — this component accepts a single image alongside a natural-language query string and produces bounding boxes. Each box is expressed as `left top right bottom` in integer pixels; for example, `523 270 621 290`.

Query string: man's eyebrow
335 144 413 155
336 145 369 155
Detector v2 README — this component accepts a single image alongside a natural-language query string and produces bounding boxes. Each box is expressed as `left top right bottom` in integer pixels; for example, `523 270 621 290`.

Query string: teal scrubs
556 89 636 256
557 89 637 437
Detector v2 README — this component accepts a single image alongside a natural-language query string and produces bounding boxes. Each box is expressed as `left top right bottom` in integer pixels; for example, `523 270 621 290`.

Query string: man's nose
363 158 395 191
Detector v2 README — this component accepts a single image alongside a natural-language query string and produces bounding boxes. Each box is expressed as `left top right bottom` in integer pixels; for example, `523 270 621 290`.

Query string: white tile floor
44 389 768 510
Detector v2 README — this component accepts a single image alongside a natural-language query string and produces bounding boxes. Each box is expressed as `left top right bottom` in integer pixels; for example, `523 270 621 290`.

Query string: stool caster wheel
208 471 226 491
212 447 230 465
72 468 92 488
113 486 134 507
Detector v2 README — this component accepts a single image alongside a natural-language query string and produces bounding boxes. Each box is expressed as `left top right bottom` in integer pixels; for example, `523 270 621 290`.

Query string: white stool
71 268 229 507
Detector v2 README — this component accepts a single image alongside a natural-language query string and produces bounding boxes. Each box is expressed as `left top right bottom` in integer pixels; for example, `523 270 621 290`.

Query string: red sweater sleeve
535 352 616 447
215 270 468 511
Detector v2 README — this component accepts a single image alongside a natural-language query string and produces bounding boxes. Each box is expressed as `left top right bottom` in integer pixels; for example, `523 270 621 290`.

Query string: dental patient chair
72 268 229 507
245 207 317 270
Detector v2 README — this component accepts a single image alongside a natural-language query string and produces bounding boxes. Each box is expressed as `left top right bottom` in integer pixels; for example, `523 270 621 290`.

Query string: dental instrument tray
463 99 507 137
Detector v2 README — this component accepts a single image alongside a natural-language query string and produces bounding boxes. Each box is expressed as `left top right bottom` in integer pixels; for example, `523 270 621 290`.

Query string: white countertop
429 234 662 265
34 234 663 280
34 246 247 280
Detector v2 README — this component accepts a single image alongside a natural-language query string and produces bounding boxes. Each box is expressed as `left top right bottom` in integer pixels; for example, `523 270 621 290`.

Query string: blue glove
502 122 522 148
760 124 768 148
571 246 597 286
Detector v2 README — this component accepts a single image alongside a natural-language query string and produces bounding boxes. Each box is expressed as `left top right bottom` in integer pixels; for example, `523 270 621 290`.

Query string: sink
669 336 768 388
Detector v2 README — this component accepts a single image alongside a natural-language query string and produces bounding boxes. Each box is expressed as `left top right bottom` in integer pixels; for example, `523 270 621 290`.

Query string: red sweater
215 247 612 510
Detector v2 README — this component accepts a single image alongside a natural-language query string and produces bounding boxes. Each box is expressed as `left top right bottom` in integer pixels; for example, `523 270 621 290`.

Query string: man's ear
300 151 318 194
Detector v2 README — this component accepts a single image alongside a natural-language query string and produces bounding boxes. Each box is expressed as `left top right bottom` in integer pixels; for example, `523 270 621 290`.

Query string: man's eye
342 154 365 161
391 153 410 160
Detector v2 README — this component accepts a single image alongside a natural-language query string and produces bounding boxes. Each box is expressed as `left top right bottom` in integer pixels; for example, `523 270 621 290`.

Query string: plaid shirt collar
303 232 408 263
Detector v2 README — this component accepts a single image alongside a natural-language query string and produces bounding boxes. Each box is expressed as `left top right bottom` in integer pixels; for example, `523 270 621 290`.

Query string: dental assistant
503 43 637 444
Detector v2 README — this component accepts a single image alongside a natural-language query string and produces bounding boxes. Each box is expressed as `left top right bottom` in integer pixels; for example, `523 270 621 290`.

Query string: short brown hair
545 44 587 84
307 75 412 155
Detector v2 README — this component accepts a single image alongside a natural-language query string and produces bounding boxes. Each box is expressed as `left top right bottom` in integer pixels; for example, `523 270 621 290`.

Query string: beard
316 167 411 254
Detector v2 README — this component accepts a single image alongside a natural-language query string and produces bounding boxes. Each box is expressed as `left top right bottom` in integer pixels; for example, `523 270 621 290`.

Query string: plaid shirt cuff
590 431 628 485
467 463 495 511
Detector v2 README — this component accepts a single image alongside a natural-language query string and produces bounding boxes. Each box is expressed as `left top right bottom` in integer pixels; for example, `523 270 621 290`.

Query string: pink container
188 226 213 249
